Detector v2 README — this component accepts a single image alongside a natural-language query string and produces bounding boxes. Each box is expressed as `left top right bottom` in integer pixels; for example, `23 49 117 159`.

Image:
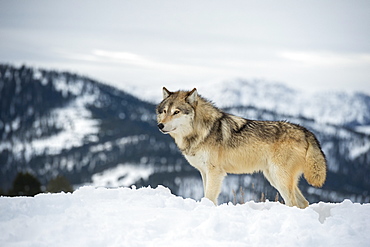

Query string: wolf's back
303 132 327 187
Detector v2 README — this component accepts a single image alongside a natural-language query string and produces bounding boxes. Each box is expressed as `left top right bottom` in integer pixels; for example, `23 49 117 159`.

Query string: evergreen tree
46 175 73 193
10 172 42 196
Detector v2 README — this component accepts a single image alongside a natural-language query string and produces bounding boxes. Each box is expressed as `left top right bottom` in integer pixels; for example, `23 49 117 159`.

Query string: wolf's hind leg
274 183 297 207
294 185 309 208
277 178 310 208
263 168 300 208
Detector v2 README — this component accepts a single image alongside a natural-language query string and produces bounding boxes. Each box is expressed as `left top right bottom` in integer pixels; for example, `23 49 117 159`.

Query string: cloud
92 50 153 67
89 49 227 77
58 49 176 70
279 51 370 67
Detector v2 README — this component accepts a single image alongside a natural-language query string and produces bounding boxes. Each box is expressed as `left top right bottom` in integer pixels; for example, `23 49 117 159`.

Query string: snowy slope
1 186 369 247
204 80 370 128
0 64 183 191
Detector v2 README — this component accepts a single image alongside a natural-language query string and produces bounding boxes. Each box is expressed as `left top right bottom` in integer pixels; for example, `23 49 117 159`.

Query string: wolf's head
156 87 198 135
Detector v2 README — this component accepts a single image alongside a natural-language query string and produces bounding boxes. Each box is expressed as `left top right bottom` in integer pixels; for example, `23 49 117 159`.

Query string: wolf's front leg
204 169 226 205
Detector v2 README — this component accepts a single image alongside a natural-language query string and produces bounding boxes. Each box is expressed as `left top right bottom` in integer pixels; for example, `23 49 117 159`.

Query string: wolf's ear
186 88 198 105
163 87 171 99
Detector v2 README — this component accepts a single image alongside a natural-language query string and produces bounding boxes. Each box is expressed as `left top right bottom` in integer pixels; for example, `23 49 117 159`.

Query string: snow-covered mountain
0 64 187 192
0 64 369 204
203 80 370 129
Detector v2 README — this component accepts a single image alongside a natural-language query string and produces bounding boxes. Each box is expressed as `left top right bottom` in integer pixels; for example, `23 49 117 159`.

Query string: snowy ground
1 186 369 247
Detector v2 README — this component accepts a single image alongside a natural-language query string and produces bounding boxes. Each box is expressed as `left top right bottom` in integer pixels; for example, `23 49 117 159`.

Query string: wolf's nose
158 123 164 130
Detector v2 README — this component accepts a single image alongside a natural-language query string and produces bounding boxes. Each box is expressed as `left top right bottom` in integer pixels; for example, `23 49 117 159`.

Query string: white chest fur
184 151 209 173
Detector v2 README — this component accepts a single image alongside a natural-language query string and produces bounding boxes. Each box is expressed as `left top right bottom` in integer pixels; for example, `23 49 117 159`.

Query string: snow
349 140 370 160
1 186 369 247
31 98 99 154
90 164 155 188
32 69 43 82
0 92 100 160
53 76 85 97
355 125 370 135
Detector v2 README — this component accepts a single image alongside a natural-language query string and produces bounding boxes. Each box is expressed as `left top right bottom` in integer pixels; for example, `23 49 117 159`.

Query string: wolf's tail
303 132 327 187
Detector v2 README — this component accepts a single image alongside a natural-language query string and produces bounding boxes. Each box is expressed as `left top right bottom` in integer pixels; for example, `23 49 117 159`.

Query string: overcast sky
1 0 369 95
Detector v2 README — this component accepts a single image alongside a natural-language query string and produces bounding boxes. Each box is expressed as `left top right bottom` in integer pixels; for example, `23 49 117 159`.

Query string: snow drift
1 186 369 246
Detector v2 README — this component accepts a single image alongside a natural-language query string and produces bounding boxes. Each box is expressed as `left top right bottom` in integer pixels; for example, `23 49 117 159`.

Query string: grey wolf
156 87 327 208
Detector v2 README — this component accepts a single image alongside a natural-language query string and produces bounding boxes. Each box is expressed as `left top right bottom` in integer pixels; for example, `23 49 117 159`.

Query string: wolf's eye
173 110 180 115
163 109 167 114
